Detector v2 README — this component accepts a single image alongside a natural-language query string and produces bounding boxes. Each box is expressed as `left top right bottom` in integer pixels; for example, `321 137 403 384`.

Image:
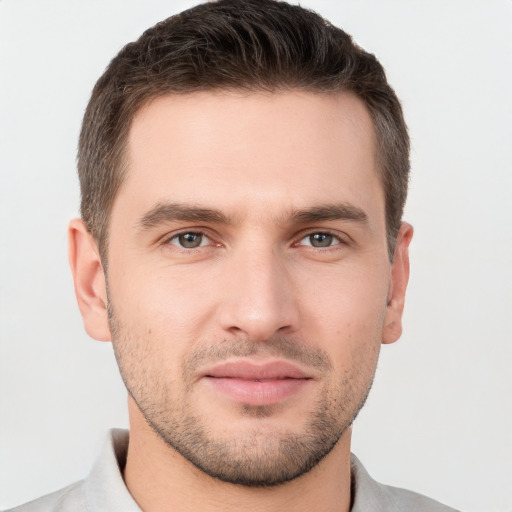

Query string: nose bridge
218 238 299 340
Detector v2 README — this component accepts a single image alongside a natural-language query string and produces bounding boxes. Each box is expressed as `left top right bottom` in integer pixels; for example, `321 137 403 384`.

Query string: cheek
109 260 218 336
109 298 186 408
297 261 389 330
107 270 226 399
294 262 388 371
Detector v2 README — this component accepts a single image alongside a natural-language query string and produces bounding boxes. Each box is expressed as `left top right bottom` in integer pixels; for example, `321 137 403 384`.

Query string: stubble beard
109 306 378 487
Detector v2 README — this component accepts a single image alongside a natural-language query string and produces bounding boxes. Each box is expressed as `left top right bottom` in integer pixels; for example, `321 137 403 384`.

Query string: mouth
203 360 313 406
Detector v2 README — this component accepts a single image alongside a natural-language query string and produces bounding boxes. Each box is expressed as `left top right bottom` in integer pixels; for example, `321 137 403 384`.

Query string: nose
217 244 300 341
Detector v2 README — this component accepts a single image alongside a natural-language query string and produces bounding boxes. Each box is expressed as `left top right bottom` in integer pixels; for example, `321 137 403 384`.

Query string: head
70 0 412 489
78 0 409 265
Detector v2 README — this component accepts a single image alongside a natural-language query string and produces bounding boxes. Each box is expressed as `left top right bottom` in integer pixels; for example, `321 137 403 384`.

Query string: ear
68 218 111 341
382 222 413 344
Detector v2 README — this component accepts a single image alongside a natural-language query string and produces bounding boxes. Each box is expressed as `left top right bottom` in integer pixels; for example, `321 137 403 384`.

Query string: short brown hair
78 0 409 262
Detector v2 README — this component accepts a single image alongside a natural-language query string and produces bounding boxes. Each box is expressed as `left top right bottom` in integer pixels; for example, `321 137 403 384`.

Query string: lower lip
205 377 310 406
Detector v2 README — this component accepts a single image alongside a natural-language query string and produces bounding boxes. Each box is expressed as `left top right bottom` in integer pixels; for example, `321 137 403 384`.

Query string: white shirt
6 429 459 511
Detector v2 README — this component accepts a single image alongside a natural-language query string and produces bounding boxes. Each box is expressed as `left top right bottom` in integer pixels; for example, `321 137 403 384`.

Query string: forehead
116 91 382 224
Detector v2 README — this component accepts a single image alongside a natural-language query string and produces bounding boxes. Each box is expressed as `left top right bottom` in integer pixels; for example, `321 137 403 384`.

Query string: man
8 0 459 510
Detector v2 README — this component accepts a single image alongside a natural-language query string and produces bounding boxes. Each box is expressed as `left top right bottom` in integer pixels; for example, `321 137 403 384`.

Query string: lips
203 360 312 406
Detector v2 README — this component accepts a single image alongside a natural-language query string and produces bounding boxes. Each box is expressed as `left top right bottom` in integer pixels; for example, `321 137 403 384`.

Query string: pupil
180 233 202 248
311 233 332 247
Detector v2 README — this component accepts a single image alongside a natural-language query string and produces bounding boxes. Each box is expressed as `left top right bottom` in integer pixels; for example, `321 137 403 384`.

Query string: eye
169 232 211 249
298 232 341 248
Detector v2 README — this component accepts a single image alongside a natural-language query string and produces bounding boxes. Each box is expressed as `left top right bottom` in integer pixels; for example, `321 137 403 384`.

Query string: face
71 91 412 486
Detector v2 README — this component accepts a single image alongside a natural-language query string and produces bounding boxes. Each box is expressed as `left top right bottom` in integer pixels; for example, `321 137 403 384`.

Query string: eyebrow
136 201 368 231
289 203 368 225
137 203 230 230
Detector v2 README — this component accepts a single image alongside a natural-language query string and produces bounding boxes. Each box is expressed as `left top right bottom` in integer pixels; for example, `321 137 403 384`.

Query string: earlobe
68 219 111 342
382 222 413 345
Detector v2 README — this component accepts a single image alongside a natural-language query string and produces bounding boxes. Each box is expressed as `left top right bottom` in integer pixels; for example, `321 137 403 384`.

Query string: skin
69 91 412 512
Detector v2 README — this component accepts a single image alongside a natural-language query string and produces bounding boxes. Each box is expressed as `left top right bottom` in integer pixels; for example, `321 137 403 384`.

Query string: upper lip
204 360 311 380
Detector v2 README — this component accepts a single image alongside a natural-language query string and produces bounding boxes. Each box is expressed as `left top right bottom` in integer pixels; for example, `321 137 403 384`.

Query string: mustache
183 337 333 376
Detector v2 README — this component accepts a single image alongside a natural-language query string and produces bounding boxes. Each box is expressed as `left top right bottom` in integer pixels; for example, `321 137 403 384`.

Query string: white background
1 1 511 510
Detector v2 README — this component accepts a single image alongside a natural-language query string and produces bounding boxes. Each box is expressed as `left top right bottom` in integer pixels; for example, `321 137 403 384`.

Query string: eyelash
163 229 347 251
294 231 345 249
165 231 216 251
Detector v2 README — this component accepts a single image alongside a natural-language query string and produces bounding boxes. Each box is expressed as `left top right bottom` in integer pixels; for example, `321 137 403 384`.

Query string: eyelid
294 229 348 248
158 227 349 250
170 232 211 248
161 228 220 248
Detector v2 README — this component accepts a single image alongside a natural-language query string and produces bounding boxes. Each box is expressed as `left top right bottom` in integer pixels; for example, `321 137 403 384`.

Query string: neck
123 400 352 512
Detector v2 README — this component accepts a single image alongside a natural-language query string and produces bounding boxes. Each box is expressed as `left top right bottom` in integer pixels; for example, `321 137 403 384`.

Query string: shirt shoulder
4 430 139 512
376 483 461 512
350 454 461 512
4 481 87 512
